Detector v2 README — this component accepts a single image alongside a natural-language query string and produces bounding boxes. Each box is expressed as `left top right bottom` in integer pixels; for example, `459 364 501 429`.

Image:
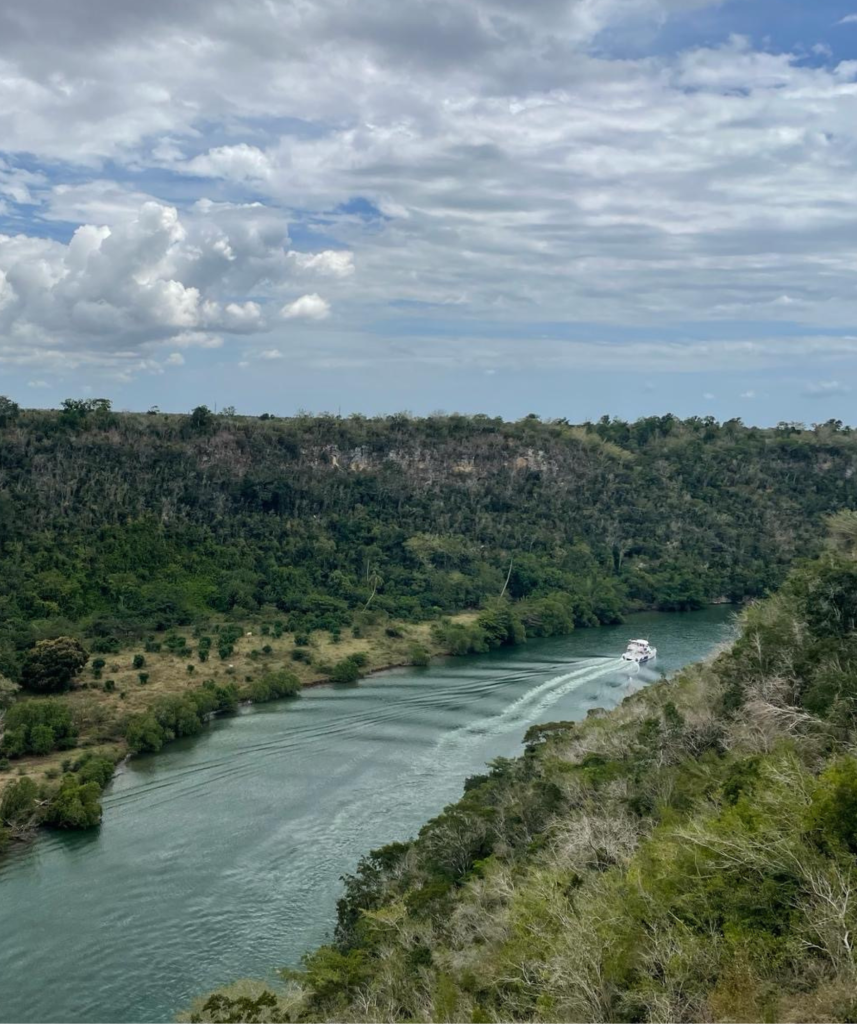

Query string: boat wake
430 656 625 758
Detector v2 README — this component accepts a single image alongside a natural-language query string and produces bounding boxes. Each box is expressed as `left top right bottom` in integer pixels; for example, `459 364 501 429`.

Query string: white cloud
0 198 345 376
2 0 857 388
804 380 851 397
838 14 857 24
288 250 355 277
740 390 755 398
165 352 185 366
258 349 283 360
183 144 274 182
27 379 49 388
281 293 331 320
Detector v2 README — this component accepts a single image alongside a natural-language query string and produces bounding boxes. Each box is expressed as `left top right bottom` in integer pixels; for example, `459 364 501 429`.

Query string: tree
0 777 38 827
188 405 215 432
0 675 19 713
0 395 19 428
43 776 102 829
21 637 89 693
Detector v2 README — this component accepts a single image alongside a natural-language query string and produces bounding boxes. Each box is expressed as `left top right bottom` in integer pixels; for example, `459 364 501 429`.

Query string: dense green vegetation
0 752 116 844
192 513 857 1023
2 403 856 687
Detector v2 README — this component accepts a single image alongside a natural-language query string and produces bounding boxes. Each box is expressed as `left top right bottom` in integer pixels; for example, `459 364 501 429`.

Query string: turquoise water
0 608 735 1023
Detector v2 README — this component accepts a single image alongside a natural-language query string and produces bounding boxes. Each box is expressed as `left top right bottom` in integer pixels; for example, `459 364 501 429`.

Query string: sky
2 0 857 423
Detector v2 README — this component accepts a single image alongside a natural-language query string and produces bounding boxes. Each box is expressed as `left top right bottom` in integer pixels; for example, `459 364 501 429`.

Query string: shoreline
0 602 740 855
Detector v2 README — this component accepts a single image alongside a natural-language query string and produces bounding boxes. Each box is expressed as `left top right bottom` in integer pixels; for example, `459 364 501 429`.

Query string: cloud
838 14 857 23
740 390 755 399
0 199 339 377
3 0 857 392
258 349 283 360
27 379 49 388
282 293 331 320
288 250 355 277
804 380 851 397
183 145 274 182
165 352 185 366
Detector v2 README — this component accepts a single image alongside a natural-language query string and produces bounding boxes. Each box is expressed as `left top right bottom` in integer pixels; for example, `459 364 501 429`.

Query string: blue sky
1 0 857 424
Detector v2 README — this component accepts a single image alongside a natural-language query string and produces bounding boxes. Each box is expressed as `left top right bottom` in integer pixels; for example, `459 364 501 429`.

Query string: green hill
2 401 856 681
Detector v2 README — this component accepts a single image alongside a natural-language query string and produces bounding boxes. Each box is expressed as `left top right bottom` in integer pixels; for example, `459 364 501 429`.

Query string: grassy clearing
0 612 478 796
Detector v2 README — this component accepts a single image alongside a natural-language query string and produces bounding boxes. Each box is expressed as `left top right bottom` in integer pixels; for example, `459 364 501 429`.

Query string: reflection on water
0 607 735 1024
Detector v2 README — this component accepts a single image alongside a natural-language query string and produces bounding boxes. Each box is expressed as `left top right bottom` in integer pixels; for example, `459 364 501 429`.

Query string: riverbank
0 607 738 1024
0 610 484 802
0 600 738 850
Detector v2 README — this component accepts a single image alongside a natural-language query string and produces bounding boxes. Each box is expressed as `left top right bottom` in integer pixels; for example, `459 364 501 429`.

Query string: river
0 607 735 1023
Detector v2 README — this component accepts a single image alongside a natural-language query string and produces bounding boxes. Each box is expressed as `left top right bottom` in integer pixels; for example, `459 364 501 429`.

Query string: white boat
621 638 657 664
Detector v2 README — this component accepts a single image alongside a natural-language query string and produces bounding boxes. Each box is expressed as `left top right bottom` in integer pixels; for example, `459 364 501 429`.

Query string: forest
1 398 855 686
189 512 857 1024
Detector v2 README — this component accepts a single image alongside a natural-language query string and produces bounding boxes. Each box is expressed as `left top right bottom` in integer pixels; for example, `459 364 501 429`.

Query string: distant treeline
1 398 856 678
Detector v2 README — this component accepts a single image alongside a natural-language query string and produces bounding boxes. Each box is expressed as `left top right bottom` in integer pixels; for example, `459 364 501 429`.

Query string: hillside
190 513 857 1024
2 402 856 684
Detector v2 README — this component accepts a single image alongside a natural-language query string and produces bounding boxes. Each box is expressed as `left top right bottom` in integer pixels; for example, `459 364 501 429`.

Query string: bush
806 758 857 855
330 658 362 684
43 776 102 829
0 777 38 825
0 699 78 758
132 654 145 670
410 645 431 667
138 672 149 685
90 636 120 655
247 669 301 703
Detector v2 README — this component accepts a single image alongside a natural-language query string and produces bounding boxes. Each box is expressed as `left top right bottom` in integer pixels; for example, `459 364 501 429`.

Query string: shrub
44 776 102 829
247 669 301 703
410 644 431 667
138 672 149 685
0 777 38 826
330 658 362 685
0 699 78 758
132 654 145 670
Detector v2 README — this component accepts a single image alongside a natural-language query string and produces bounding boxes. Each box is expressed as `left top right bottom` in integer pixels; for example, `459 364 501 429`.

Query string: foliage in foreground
196 533 857 1023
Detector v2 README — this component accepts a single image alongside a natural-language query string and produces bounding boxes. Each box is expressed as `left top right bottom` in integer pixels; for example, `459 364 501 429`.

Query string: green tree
21 637 88 693
0 395 19 428
44 776 102 829
0 777 38 826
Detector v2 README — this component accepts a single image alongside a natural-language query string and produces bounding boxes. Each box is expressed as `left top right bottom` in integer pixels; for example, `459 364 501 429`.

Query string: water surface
0 608 735 1023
